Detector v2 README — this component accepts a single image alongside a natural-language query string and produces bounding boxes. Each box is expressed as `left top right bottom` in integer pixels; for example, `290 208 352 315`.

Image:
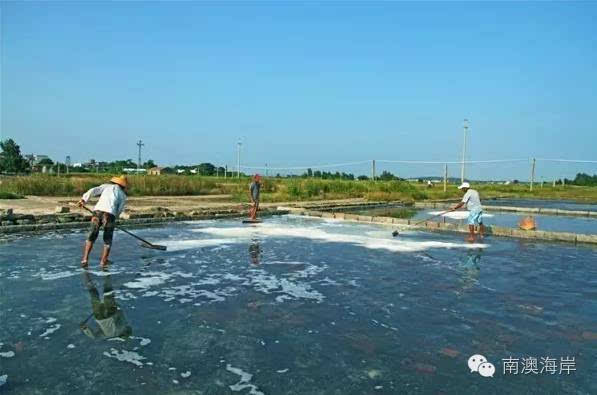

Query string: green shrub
0 191 24 199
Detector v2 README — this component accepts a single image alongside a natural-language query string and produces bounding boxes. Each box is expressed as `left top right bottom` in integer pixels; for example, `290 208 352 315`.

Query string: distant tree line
298 168 402 181
559 173 597 186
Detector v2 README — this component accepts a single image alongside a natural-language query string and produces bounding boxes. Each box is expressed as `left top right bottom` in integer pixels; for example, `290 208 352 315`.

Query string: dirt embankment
0 195 371 217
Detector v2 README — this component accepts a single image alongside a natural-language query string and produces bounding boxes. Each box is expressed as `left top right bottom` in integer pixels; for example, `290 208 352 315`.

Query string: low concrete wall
414 202 597 217
283 207 597 245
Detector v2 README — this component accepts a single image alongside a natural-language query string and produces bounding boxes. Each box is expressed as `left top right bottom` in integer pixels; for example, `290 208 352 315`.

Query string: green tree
0 139 30 173
379 170 397 181
143 159 156 169
198 163 216 176
38 158 54 166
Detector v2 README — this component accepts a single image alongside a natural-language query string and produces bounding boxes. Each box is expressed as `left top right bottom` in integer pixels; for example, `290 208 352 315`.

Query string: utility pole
137 140 144 173
460 119 469 183
237 139 242 178
530 158 536 191
443 164 448 192
66 156 71 175
371 160 376 181
265 163 268 177
225 165 228 179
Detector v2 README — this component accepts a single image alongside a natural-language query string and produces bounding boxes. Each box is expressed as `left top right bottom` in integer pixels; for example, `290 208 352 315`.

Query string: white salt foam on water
154 238 242 252
67 344 76 349
0 375 7 387
248 271 325 303
40 324 61 337
181 371 191 378
428 210 495 220
40 271 78 281
103 348 146 367
226 364 264 395
131 337 151 346
124 272 171 289
223 274 245 281
192 224 487 253
0 351 15 358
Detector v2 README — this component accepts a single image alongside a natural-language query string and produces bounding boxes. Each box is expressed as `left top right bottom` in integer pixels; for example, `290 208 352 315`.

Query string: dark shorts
87 210 116 245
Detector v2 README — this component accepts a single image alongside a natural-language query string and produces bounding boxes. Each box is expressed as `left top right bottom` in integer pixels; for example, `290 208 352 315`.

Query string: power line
535 158 597 163
241 160 371 171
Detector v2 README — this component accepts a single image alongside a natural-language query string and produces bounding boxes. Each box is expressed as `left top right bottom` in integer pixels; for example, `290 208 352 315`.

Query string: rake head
140 243 168 251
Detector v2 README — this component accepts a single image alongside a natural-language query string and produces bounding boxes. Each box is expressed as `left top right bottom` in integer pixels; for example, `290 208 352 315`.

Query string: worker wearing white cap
452 182 484 242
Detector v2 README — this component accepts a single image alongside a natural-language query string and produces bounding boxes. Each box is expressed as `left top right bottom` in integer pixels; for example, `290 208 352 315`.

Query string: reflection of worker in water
249 238 261 265
457 249 483 293
80 270 132 339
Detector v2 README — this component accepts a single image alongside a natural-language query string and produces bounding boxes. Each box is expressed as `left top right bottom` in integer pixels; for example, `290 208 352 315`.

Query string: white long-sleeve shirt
81 184 127 218
461 189 482 212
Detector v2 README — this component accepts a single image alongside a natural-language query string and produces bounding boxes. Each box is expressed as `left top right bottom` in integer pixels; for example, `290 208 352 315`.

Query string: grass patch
0 191 24 199
2 174 597 204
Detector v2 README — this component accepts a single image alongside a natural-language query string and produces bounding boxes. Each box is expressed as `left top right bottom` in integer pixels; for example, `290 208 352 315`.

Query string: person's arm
80 324 102 339
79 185 106 207
115 194 127 219
453 201 465 210
453 191 470 210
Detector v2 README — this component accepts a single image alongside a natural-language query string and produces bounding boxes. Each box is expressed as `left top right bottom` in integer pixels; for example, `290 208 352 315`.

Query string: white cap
458 182 470 189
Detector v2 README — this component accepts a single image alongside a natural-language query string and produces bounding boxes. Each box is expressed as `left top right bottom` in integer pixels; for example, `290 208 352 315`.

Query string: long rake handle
413 209 454 226
80 205 158 248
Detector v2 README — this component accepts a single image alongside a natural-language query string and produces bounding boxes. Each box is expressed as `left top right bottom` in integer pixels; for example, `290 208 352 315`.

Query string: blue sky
2 1 596 180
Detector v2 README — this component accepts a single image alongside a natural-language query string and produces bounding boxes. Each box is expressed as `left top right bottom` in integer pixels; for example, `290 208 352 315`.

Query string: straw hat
110 175 129 189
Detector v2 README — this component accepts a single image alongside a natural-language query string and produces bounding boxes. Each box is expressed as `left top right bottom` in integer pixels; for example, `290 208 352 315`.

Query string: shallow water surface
1 216 596 394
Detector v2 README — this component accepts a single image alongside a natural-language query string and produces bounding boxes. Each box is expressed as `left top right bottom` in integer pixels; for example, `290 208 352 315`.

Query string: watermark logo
468 354 576 377
468 354 495 378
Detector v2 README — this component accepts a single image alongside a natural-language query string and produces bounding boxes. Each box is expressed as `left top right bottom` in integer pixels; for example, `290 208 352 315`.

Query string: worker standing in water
78 176 128 268
248 174 261 220
452 182 484 242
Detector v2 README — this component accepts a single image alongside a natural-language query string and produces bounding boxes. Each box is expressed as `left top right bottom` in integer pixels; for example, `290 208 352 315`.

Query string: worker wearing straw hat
78 176 129 268
452 182 484 242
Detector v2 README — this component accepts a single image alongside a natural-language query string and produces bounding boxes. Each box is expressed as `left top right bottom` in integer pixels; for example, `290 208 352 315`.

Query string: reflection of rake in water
392 209 455 237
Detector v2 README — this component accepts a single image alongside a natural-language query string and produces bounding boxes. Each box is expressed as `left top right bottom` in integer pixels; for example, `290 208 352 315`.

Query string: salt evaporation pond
412 210 597 235
1 216 596 394
483 198 597 212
